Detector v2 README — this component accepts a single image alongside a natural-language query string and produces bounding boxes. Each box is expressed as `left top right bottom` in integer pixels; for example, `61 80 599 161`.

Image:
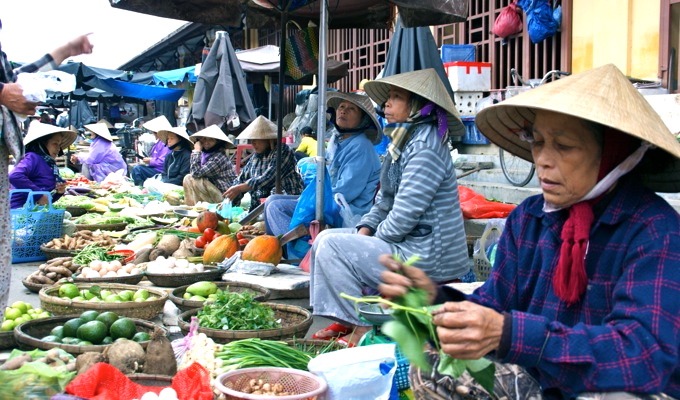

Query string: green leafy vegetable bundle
215 338 315 372
197 290 281 331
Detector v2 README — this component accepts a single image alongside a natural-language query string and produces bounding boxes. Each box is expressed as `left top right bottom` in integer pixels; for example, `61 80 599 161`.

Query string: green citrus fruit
41 335 62 343
101 336 113 345
133 289 149 301
132 332 151 342
61 337 80 345
4 308 22 321
0 320 14 331
109 318 136 340
118 290 134 302
62 318 86 338
50 325 65 339
77 320 108 345
59 283 80 299
11 301 29 314
95 312 119 329
79 310 100 323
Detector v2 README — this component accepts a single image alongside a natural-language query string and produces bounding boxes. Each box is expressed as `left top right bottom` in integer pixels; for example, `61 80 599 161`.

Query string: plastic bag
220 251 277 276
0 348 76 399
519 0 560 43
458 186 517 219
334 193 362 228
289 167 341 229
16 70 76 103
492 1 523 38
143 175 183 194
308 343 397 400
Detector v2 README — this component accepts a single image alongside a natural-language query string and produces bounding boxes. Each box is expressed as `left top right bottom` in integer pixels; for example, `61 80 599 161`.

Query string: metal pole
275 11 288 194
314 0 328 223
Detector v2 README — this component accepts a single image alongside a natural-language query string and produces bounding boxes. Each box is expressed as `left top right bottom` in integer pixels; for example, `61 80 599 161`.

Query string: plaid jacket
441 176 680 398
237 144 304 205
189 151 237 194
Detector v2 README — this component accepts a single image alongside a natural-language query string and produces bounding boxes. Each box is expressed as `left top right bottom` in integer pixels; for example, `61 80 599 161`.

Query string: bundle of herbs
215 338 314 372
196 290 280 331
341 255 495 394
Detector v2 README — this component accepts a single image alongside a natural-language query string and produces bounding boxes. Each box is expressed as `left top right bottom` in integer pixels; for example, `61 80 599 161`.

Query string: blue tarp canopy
153 66 197 86
83 76 186 102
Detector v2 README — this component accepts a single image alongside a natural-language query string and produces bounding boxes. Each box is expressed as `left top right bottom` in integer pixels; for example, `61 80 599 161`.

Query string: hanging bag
284 21 319 80
492 0 523 38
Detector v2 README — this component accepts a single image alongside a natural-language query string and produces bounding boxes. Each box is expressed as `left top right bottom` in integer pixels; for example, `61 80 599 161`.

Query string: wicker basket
215 367 327 400
39 244 78 260
39 283 168 320
170 282 271 312
144 266 224 288
177 303 313 344
472 226 501 282
22 276 54 294
0 330 16 350
128 374 173 386
73 273 144 285
14 315 163 355
64 206 88 217
76 222 127 232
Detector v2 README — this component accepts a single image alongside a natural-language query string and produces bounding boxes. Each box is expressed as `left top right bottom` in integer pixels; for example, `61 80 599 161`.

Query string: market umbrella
188 30 256 132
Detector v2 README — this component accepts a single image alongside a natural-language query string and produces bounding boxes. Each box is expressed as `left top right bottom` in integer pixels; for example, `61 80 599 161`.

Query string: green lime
132 332 151 342
0 320 14 331
133 289 149 301
182 292 192 300
50 325 65 339
101 336 113 345
4 308 22 321
109 318 136 340
61 337 80 345
77 320 108 345
62 318 85 338
95 311 119 329
11 301 29 314
41 335 62 343
118 290 134 302
105 295 123 302
59 283 80 299
79 310 100 323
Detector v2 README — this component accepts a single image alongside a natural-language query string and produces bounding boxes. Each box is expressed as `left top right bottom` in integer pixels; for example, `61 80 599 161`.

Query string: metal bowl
174 209 199 218
358 303 394 325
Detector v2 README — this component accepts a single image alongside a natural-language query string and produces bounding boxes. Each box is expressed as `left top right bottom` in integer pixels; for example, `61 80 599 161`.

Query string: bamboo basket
39 283 168 320
170 282 271 312
14 315 163 355
76 222 127 232
22 276 54 294
39 244 78 260
0 330 16 350
144 266 224 288
73 273 144 286
177 303 313 344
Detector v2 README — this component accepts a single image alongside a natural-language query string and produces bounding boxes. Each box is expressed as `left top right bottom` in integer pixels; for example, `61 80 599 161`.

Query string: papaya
203 234 239 264
196 211 219 232
241 235 283 265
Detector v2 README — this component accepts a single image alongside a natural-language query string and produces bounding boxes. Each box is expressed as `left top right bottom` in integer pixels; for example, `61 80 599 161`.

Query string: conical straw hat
97 119 114 129
190 124 235 148
363 68 465 136
157 126 192 146
84 123 113 141
238 115 278 140
475 63 680 192
143 115 173 133
326 91 384 145
23 121 77 150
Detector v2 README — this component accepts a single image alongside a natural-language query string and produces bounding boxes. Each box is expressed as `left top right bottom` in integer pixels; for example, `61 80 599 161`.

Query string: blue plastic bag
519 0 560 43
288 167 341 230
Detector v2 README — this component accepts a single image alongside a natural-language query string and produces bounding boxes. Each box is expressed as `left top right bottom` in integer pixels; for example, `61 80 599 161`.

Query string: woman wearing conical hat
156 126 192 186
223 116 304 211
130 115 173 186
9 122 77 208
183 124 237 206
69 122 127 182
309 69 472 344
379 64 680 398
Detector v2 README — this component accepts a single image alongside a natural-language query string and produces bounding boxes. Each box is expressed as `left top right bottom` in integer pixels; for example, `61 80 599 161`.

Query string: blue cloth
9 152 62 208
152 66 197 86
442 176 680 398
130 164 158 186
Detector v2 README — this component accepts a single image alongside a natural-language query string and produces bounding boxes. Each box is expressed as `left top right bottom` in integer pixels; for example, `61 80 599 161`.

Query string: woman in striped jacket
310 69 473 346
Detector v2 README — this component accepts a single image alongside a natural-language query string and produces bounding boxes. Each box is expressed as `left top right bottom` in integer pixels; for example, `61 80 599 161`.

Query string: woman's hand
357 227 373 236
70 154 79 164
55 183 67 194
142 157 151 164
0 83 37 115
193 141 202 152
432 301 504 360
223 183 249 201
378 254 437 303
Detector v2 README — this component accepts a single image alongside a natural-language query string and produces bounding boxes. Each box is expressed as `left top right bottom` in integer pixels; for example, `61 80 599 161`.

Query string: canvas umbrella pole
314 0 329 223
275 10 288 194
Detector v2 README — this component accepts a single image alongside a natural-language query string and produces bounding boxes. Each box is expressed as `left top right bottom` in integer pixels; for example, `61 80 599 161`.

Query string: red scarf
553 128 638 304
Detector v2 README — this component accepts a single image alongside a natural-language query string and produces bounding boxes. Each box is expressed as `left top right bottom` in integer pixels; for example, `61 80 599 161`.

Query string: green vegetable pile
111 193 161 204
215 338 315 372
196 290 280 331
341 255 495 394
54 196 95 210
74 213 133 225
72 244 121 266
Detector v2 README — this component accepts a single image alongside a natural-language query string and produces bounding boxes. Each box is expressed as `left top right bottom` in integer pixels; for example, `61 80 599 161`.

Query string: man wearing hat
70 122 127 182
379 64 680 398
183 124 237 205
9 122 77 208
223 116 304 211
130 116 173 185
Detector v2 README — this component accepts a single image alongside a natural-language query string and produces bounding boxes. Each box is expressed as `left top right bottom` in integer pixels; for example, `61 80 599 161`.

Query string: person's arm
8 155 43 192
149 142 171 170
333 139 377 205
190 151 228 179
244 151 277 193
79 137 109 165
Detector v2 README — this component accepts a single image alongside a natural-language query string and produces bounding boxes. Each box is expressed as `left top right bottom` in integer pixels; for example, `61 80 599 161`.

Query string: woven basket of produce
0 330 16 350
65 206 88 217
39 283 168 320
72 273 144 285
177 303 313 344
22 257 79 292
40 244 78 260
14 315 162 355
22 275 55 294
144 266 224 288
215 367 327 400
76 222 127 232
170 282 271 312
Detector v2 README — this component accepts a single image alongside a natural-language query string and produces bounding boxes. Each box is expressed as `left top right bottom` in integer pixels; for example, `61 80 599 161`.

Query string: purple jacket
77 136 128 182
9 152 62 208
148 140 171 173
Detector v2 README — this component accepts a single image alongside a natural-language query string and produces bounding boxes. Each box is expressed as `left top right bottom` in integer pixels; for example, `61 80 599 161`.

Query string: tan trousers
182 175 223 206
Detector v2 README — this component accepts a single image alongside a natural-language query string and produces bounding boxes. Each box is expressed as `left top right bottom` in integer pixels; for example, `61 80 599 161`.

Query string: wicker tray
177 303 313 344
64 206 88 217
144 266 224 288
170 282 271 312
76 222 127 232
39 283 168 320
14 315 163 355
0 330 16 350
73 272 144 286
128 373 173 386
39 244 78 260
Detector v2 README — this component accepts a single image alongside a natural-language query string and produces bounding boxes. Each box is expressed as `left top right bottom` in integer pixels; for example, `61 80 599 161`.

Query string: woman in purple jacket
70 122 127 182
9 122 77 208
130 115 172 185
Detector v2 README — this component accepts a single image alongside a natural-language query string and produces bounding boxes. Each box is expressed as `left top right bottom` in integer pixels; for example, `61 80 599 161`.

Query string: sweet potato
0 354 31 370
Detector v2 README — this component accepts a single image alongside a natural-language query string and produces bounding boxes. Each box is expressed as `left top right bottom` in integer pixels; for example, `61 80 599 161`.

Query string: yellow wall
572 0 660 81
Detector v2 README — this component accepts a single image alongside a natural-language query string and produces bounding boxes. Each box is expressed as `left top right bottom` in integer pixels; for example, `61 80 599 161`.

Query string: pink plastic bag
492 1 523 38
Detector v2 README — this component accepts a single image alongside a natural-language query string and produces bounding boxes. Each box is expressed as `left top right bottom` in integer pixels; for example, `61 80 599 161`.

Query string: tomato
236 232 244 240
238 238 249 246
203 228 216 241
213 233 221 239
195 236 206 248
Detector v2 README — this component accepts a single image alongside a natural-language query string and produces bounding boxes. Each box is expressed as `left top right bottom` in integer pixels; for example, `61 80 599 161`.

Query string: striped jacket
359 123 470 282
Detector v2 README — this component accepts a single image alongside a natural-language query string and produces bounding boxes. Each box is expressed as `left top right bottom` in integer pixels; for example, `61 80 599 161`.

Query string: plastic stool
235 144 254 174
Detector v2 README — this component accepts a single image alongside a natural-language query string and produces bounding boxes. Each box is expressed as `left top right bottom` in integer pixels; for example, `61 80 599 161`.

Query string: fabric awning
153 66 198 86
84 76 186 102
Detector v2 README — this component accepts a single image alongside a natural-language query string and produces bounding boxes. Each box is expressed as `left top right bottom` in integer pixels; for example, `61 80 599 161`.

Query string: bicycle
498 69 571 187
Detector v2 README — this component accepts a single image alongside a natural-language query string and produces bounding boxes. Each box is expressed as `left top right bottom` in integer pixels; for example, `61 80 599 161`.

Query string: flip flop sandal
335 337 356 348
311 322 352 340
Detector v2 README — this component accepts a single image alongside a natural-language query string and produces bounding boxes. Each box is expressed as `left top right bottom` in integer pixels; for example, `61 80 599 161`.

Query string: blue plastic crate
461 116 490 145
10 190 65 263
440 44 476 63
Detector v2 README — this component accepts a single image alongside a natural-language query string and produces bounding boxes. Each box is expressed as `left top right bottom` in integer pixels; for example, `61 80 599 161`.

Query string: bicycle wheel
499 148 536 187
